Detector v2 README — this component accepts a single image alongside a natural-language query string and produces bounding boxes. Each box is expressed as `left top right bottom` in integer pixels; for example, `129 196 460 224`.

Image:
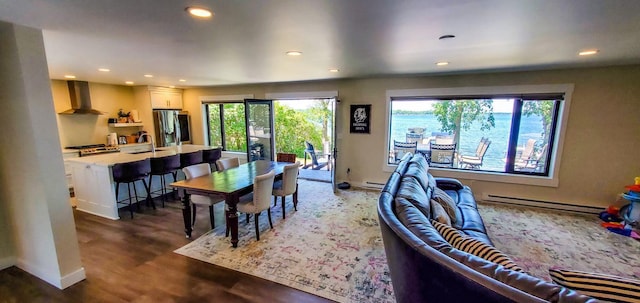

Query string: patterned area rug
479 202 640 282
175 181 640 303
174 180 394 303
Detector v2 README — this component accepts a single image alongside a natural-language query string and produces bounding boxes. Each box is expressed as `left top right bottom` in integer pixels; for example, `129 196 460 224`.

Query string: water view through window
389 97 559 176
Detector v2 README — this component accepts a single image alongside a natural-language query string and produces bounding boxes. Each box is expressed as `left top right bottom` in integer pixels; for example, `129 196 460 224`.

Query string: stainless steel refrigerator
153 110 191 147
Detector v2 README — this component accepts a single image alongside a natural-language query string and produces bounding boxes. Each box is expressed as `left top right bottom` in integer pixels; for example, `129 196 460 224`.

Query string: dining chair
215 157 240 171
393 140 417 163
182 163 225 230
237 170 276 241
276 152 297 163
272 162 300 219
429 142 457 168
405 132 423 144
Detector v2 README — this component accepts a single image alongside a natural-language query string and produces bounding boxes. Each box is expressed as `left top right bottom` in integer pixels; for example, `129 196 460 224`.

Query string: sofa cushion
430 219 463 244
396 176 431 218
549 268 640 303
393 197 451 249
433 187 459 223
405 162 433 197
430 200 451 225
453 236 524 273
442 247 592 302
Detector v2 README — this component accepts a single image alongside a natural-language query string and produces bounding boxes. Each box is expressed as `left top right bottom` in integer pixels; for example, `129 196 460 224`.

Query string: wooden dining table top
171 160 287 195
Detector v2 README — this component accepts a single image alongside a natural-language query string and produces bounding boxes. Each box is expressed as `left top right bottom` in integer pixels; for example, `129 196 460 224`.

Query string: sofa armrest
435 178 464 190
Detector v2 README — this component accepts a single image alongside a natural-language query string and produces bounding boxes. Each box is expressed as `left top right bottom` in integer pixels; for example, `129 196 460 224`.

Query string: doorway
273 98 336 185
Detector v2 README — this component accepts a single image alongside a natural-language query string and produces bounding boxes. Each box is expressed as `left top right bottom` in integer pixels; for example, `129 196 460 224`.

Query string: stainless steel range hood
58 81 104 115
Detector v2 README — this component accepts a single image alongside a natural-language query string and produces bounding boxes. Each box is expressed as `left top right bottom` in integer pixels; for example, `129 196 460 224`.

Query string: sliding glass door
244 99 275 161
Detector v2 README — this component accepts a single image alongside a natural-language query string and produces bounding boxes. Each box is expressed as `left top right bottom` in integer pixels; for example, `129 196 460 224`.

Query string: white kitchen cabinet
150 90 183 109
63 151 79 192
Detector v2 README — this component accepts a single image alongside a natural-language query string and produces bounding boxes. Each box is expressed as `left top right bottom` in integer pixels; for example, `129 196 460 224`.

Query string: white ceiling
1 0 640 87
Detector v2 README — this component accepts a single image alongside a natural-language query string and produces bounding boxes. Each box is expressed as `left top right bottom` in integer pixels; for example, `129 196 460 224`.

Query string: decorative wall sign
350 104 371 134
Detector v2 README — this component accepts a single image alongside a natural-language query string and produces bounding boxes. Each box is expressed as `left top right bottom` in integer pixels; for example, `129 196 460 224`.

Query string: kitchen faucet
139 133 155 153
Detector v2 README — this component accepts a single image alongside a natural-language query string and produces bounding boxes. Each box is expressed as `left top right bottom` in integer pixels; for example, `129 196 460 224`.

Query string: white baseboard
17 258 85 289
481 193 603 214
0 256 16 270
60 267 86 289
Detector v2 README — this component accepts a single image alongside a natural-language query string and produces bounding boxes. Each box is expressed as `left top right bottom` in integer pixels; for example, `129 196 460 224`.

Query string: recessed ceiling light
98 68 110 72
186 7 213 18
179 79 187 82
64 75 76 79
125 81 134 85
286 51 302 56
439 34 456 40
329 68 340 73
436 61 449 66
144 74 153 78
579 49 599 56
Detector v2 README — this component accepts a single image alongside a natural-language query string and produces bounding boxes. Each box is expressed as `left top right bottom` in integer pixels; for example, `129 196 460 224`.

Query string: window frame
384 84 574 187
200 94 254 155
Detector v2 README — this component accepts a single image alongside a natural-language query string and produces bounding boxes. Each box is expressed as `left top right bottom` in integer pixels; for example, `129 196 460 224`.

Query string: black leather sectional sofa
377 153 595 303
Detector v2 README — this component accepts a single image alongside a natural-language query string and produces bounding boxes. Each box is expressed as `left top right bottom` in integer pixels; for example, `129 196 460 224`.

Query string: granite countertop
65 144 213 167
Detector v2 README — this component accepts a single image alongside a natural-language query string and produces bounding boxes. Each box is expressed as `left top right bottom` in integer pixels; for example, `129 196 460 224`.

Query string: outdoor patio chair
406 132 423 143
459 137 491 169
393 140 417 163
303 141 328 170
514 139 537 166
429 142 457 168
516 143 548 172
407 127 425 134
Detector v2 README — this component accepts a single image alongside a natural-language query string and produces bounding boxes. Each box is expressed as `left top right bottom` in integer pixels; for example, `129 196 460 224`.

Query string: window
386 85 572 185
205 103 247 152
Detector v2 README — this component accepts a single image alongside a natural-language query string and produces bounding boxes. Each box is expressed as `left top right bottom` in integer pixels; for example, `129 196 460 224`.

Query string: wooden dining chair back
237 170 276 241
182 163 225 230
276 152 297 163
215 157 240 171
272 162 300 219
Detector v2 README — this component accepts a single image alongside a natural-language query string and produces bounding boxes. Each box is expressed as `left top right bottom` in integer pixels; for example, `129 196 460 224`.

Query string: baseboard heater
481 193 603 214
358 181 385 190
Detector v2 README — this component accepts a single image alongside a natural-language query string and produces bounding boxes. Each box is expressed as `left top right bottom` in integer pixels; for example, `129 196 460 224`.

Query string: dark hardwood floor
0 195 334 303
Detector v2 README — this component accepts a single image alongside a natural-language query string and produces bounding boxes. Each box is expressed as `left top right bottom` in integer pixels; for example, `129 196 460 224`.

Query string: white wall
0 21 85 289
183 65 640 209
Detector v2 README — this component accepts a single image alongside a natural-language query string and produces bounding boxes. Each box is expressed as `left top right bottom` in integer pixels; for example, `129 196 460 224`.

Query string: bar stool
202 148 222 171
113 158 153 219
179 150 203 179
149 154 181 207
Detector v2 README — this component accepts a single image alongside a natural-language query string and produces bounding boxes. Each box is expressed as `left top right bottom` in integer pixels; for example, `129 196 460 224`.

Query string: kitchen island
66 144 215 220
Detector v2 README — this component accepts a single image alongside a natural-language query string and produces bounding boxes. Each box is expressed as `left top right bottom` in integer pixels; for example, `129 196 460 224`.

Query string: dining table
171 160 288 247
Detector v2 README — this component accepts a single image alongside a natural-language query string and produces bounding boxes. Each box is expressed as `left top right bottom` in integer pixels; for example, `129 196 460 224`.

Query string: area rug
174 180 394 303
479 202 640 282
